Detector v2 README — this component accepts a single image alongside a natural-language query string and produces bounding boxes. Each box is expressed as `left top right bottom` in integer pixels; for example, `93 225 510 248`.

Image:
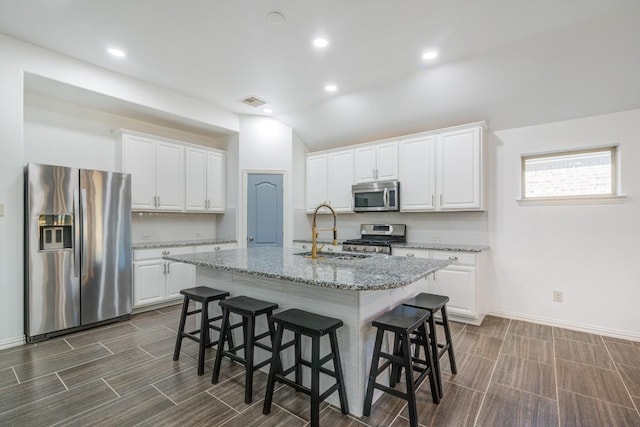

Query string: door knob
248 236 254 241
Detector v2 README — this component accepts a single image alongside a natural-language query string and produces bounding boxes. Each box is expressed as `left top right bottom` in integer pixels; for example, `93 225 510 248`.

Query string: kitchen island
164 247 450 416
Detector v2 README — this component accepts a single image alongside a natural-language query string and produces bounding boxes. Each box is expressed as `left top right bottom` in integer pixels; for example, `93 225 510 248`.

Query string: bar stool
402 293 457 399
263 309 349 427
363 305 439 427
173 286 231 375
211 295 278 404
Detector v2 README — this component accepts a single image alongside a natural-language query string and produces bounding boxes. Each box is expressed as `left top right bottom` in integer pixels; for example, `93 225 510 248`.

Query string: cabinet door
354 146 377 183
375 141 398 181
156 142 185 211
206 151 226 211
185 148 207 211
165 261 196 299
399 136 436 211
327 150 354 212
438 127 482 210
133 260 166 307
123 135 156 210
194 242 237 253
306 154 328 211
429 266 477 318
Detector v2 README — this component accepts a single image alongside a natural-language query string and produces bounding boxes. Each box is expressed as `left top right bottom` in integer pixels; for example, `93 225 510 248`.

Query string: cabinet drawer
134 246 194 261
194 243 237 253
429 251 476 266
392 248 429 258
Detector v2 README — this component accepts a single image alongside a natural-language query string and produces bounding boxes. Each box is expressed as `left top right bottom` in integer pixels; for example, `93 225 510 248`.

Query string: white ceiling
1 0 639 150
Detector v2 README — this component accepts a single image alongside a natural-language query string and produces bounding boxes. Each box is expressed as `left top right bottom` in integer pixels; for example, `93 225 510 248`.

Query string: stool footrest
277 376 310 395
186 308 202 316
373 383 409 401
378 351 405 366
254 330 272 342
297 358 338 379
254 341 273 352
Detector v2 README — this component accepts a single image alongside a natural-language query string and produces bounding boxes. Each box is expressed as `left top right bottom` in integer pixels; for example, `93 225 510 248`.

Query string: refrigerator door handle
73 188 80 278
80 188 88 278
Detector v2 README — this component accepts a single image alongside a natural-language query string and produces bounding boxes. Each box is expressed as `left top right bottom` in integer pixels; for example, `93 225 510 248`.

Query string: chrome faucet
310 203 338 259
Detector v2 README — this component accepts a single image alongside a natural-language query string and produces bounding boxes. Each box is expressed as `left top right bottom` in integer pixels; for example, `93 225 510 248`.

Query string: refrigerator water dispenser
38 214 72 251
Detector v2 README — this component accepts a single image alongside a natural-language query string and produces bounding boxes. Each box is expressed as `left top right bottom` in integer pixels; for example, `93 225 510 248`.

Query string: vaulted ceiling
1 0 639 150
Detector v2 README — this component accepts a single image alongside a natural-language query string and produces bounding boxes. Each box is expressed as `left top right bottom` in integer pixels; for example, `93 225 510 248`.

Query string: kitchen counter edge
132 239 237 249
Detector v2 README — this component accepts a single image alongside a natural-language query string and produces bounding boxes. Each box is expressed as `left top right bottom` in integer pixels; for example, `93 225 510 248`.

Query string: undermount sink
296 251 371 260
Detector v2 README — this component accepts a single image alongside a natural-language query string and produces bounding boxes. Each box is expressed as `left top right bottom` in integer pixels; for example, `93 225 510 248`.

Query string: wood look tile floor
1 307 640 426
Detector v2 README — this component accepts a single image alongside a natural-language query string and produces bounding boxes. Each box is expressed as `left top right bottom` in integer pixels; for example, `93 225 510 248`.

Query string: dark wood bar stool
173 286 231 375
402 293 457 399
363 305 439 427
211 295 278 404
263 309 349 427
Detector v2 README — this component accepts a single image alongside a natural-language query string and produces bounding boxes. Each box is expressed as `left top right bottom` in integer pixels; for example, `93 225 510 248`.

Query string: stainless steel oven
352 180 399 212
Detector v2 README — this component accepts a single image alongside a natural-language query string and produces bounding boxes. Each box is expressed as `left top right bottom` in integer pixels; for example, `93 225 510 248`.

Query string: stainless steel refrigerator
24 163 132 342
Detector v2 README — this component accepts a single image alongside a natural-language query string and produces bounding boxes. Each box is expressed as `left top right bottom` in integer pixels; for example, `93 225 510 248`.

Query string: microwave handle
385 188 389 207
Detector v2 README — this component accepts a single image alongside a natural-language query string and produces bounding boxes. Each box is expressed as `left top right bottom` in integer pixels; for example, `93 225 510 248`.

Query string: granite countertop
133 239 237 249
293 239 488 252
164 247 450 291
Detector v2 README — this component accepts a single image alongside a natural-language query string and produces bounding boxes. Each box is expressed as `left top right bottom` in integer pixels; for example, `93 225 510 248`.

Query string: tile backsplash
131 212 217 243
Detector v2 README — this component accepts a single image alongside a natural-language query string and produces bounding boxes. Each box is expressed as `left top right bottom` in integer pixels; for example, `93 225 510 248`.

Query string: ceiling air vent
240 96 268 108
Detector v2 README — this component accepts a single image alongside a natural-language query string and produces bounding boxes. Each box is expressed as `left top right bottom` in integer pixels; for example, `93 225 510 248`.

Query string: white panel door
327 150 354 212
123 135 156 210
306 154 328 211
165 262 196 299
354 146 377 183
133 260 165 307
375 141 398 181
438 127 481 210
185 148 207 211
156 142 185 211
399 136 436 211
429 266 477 318
206 151 226 211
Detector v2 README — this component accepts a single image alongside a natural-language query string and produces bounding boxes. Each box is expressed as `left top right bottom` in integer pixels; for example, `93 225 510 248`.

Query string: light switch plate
0 203 4 217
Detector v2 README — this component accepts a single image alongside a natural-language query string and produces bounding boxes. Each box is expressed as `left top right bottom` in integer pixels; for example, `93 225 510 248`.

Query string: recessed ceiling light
422 50 438 60
325 84 338 92
263 108 273 114
266 11 285 24
313 38 329 48
107 47 126 58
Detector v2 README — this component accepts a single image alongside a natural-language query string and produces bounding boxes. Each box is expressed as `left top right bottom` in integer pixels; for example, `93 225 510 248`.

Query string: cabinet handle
163 263 167 275
431 195 434 206
327 247 334 252
167 262 170 274
449 256 458 261
207 199 210 209
406 253 414 257
440 194 443 206
162 250 169 256
214 246 220 251
157 196 161 207
302 244 308 249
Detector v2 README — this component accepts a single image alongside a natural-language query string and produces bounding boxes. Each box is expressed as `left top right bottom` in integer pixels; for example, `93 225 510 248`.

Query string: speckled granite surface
294 239 488 252
392 242 489 252
164 247 450 291
132 239 237 249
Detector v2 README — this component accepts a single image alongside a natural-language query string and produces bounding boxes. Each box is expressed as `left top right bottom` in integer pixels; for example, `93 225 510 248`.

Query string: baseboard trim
488 309 640 342
0 335 26 351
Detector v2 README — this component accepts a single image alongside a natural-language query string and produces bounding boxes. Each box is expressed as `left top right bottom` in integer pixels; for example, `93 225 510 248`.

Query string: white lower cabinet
291 242 342 253
133 246 195 308
392 248 481 322
194 242 237 253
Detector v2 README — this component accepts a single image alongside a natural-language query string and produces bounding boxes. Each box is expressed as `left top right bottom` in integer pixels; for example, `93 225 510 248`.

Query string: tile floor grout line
272 401 309 424
136 346 158 360
204 389 240 414
600 336 640 417
490 380 558 402
556 387 640 410
553 355 618 371
150 384 178 406
101 377 121 398
552 325 562 427
55 372 69 391
472 318 511 427
497 350 555 368
63 339 75 350
99 342 115 355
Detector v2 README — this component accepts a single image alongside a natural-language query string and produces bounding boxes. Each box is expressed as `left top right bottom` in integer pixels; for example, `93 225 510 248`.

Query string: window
521 146 618 200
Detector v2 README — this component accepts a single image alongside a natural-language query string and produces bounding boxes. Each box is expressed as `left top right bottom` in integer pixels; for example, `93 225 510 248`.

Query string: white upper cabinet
399 125 483 212
438 127 482 210
306 149 354 213
399 135 436 211
354 141 398 183
185 147 226 212
122 133 184 211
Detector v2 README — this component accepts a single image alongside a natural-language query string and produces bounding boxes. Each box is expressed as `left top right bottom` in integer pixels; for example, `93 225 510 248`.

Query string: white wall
237 116 294 247
487 109 640 338
0 34 238 348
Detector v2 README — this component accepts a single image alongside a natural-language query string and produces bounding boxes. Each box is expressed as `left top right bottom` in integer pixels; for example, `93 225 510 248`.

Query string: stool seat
264 308 349 427
219 295 278 317
403 293 449 312
173 286 230 376
181 286 229 302
271 308 343 336
372 305 430 332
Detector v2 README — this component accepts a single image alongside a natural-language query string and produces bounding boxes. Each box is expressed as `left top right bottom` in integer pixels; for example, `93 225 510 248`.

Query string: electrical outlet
141 233 151 241
553 290 563 303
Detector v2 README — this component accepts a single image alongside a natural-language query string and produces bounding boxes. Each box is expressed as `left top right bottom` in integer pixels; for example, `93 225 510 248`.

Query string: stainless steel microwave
352 180 400 212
